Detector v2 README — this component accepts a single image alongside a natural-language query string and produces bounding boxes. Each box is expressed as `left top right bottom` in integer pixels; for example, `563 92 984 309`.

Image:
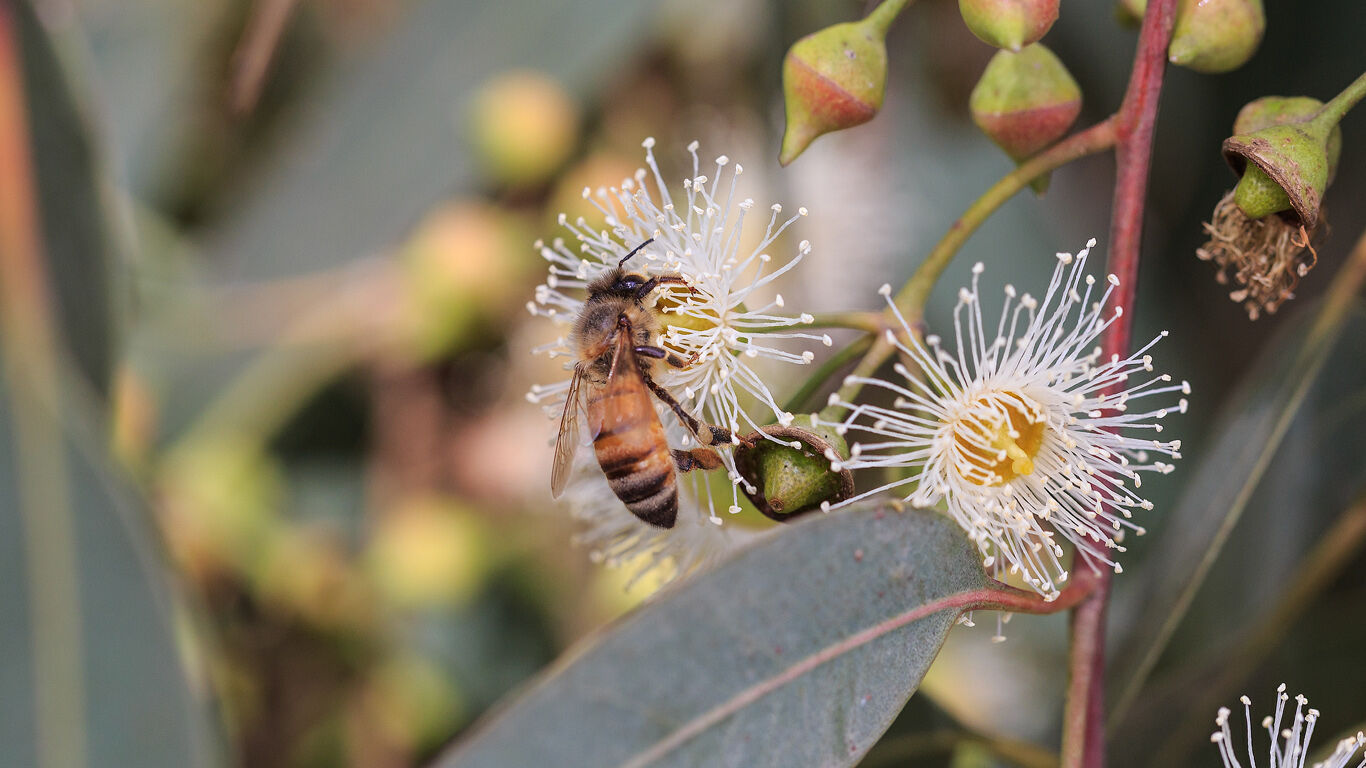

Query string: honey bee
550 238 737 528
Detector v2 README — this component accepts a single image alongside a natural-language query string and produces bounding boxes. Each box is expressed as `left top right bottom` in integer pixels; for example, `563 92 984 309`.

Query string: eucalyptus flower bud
779 5 899 165
969 44 1081 193
958 0 1058 51
734 423 855 522
469 71 579 188
1168 0 1264 74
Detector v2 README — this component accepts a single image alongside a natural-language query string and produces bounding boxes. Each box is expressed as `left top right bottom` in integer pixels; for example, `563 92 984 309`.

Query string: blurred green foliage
2 0 1365 766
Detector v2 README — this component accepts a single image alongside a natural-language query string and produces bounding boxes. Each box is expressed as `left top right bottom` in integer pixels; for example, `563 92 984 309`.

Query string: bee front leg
633 344 696 370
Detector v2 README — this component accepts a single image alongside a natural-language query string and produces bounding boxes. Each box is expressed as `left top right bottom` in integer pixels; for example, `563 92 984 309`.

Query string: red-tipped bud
970 44 1081 165
780 10 897 165
958 0 1058 51
1168 0 1264 74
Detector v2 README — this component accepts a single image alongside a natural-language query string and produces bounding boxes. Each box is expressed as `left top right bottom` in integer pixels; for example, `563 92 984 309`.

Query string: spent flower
824 239 1187 599
527 139 826 581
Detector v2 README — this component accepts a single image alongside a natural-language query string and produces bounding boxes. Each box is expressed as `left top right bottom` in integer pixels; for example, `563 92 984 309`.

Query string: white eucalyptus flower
823 239 1186 599
527 138 822 582
1211 685 1366 768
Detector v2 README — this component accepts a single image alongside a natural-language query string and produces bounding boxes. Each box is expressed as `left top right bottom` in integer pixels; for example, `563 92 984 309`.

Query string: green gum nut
1222 96 1341 227
969 43 1081 193
779 12 892 165
1168 0 1264 74
733 423 855 522
958 0 1059 51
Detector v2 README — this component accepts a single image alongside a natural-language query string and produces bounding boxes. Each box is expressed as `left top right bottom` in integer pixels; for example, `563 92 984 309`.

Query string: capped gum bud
970 43 1080 191
1168 0 1264 74
958 0 1059 51
733 424 854 521
780 2 902 165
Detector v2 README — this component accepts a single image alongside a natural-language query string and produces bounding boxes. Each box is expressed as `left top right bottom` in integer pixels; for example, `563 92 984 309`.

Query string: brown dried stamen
1196 190 1324 320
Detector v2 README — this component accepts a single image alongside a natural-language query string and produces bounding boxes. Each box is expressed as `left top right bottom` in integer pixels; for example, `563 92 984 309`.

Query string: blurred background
1 0 1364 766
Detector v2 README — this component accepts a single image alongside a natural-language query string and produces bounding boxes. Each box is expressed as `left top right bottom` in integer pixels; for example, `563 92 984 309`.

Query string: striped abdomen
586 370 677 528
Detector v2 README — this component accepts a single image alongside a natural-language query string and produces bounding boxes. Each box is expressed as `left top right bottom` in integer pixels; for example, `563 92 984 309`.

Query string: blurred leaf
0 367 223 767
1109 298 1366 739
437 505 989 768
205 0 663 281
18 0 115 394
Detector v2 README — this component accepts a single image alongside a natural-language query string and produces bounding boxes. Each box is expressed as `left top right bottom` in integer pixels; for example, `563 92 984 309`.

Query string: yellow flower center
653 290 718 333
950 391 1047 486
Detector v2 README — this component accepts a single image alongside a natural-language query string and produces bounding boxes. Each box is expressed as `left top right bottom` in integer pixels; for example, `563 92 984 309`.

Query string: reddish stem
1060 1 1180 767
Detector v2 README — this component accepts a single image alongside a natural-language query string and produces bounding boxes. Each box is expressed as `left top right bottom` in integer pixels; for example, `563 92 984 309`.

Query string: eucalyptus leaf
17 0 115 395
204 0 663 281
0 368 223 768
438 505 990 768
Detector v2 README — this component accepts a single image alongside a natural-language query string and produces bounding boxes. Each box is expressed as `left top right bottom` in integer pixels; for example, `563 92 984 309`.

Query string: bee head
611 272 649 295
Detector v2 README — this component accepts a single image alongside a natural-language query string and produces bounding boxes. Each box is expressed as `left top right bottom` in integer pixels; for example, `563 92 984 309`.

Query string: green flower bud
970 44 1080 192
958 0 1058 51
1222 97 1341 229
733 423 855 522
1168 0 1264 74
780 6 898 165
469 71 579 188
1231 164 1291 220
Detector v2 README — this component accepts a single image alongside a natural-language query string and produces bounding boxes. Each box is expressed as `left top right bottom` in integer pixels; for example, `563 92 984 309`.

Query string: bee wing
550 368 584 499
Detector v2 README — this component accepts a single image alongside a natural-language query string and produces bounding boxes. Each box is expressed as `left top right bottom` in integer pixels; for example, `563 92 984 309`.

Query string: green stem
891 117 1117 319
817 116 1118 423
865 0 912 36
782 333 872 414
1311 69 1366 130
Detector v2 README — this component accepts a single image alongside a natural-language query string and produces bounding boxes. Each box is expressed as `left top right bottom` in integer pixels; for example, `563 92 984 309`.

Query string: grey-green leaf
17 0 116 395
437 505 989 768
0 369 223 768
202 0 663 281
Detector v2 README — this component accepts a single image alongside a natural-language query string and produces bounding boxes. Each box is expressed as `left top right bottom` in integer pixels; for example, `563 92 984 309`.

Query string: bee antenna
618 237 655 268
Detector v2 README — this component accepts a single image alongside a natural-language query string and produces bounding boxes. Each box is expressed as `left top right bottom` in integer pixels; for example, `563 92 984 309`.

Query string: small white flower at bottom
1211 685 1366 768
823 239 1187 600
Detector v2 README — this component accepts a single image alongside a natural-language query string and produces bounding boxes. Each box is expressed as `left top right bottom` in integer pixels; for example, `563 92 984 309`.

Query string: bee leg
671 448 723 473
635 274 697 301
633 344 695 370
638 367 736 446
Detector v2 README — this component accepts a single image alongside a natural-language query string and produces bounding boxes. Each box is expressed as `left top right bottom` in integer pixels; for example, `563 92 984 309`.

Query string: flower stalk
1062 0 1179 765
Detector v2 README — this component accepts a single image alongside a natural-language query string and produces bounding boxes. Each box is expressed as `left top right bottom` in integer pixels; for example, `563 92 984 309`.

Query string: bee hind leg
672 448 723 473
